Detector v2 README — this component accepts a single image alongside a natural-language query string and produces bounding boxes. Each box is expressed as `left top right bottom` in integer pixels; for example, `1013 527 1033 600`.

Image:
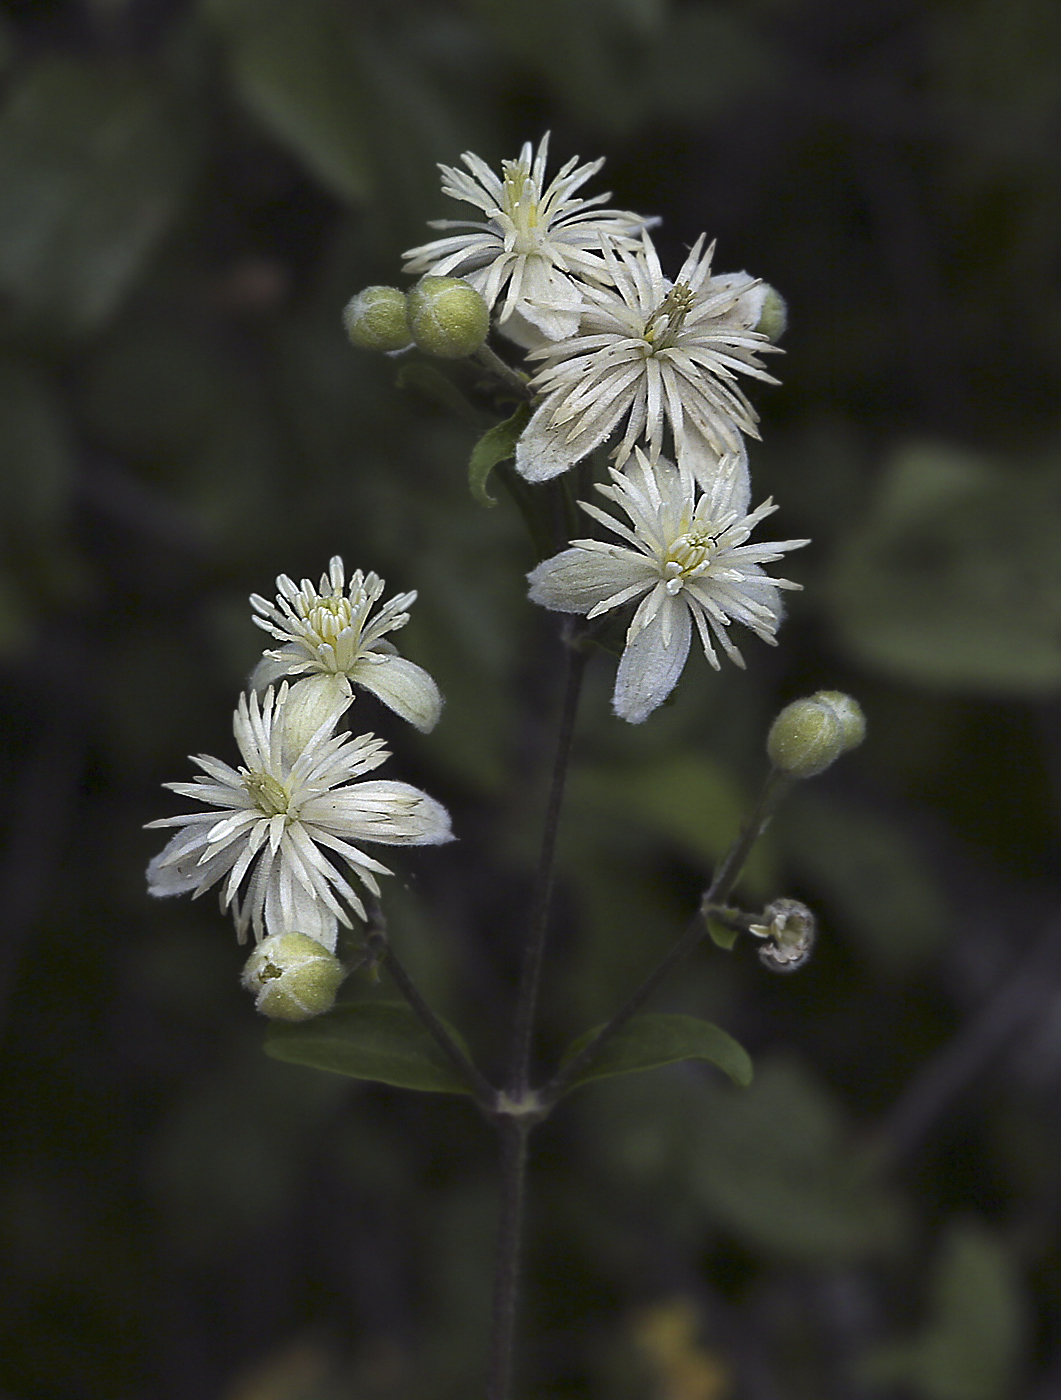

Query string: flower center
662 525 717 594
244 770 291 817
642 283 695 350
501 160 543 254
303 594 355 644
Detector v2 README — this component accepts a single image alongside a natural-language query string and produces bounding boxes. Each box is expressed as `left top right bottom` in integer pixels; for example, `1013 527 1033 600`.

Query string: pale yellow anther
243 770 290 818
643 283 696 348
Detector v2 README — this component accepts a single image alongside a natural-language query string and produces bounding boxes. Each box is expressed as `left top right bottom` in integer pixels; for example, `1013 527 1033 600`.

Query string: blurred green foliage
0 1 1058 1398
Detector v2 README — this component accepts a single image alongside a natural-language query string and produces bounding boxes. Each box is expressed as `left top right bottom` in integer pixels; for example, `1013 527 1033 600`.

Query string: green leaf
264 1001 475 1095
706 916 740 951
859 1221 1026 1400
468 403 531 507
205 0 370 203
692 1059 907 1262
828 441 1061 695
560 1013 753 1090
0 58 199 340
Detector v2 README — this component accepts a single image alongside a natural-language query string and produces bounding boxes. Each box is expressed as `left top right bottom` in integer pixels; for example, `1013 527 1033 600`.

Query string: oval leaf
560 1013 753 1092
206 0 371 204
265 1001 474 1095
469 402 531 506
0 58 199 339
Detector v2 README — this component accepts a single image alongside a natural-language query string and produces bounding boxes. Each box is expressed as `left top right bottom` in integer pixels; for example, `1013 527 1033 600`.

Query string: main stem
486 1118 530 1400
508 627 588 1099
486 623 587 1400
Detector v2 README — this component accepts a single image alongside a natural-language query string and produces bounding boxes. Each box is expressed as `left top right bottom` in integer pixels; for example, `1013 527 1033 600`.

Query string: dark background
0 1 1060 1397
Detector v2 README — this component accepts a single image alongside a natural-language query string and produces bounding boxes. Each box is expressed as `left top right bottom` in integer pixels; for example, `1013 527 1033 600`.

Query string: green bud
767 690 865 777
407 276 490 359
813 689 866 752
343 285 412 352
241 932 345 1021
756 285 788 342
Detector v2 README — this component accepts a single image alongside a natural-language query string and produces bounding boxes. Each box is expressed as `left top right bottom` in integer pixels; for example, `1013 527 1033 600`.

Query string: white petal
309 782 454 845
515 392 627 482
527 547 648 614
514 401 584 482
517 297 583 341
278 674 348 767
680 435 751 511
286 881 342 951
495 307 554 352
351 654 443 733
249 653 294 693
612 598 692 723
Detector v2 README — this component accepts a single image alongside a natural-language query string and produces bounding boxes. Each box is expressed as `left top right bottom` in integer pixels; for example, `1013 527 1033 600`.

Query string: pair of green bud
767 690 866 778
344 278 490 359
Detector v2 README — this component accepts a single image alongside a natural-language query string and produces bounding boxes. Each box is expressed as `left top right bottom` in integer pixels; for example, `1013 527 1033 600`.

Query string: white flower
402 133 651 342
527 452 808 723
250 557 442 734
515 233 778 484
146 685 453 950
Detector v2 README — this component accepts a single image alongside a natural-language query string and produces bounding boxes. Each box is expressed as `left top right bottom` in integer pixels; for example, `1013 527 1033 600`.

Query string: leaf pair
266 1003 752 1097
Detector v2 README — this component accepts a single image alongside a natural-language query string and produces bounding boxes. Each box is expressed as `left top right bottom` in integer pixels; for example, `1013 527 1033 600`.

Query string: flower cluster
403 135 805 721
147 560 451 1013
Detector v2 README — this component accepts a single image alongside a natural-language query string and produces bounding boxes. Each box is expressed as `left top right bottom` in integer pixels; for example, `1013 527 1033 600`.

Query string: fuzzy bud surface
343 286 413 352
241 932 345 1021
767 690 865 777
407 276 490 358
756 285 788 342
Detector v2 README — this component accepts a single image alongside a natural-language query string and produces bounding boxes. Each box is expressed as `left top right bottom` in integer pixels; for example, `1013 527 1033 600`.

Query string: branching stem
540 767 791 1105
374 925 497 1108
474 344 535 401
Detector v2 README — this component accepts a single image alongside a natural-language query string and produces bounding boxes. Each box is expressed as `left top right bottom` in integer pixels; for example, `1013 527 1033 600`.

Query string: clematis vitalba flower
146 685 452 950
250 556 443 734
515 233 777 484
403 133 651 343
527 452 808 723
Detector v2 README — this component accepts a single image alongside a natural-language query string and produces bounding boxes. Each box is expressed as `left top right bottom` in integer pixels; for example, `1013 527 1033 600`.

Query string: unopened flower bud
241 932 345 1021
756 285 788 342
767 690 865 777
812 690 866 752
407 276 490 359
749 898 816 973
343 285 412 352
